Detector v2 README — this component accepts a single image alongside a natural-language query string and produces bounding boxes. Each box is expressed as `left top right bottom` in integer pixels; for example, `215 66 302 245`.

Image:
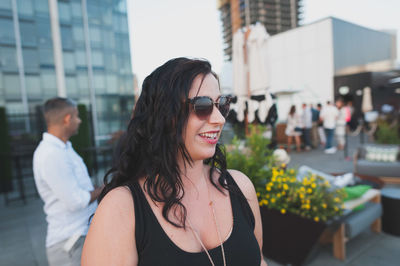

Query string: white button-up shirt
33 133 97 247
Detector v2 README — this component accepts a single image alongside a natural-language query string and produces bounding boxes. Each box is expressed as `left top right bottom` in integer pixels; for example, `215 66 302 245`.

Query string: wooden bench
320 189 382 260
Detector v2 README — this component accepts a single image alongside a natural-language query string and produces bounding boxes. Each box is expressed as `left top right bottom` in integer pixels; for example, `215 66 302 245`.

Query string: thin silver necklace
186 175 226 266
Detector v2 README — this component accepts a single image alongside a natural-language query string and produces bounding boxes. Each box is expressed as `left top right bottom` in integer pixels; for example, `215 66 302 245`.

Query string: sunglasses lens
193 97 213 119
218 96 231 118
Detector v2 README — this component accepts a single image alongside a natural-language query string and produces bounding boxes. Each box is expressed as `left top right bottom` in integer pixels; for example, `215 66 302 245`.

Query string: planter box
260 207 327 266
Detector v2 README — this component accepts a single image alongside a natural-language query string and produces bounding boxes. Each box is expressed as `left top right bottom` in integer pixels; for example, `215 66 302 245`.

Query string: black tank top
127 172 261 266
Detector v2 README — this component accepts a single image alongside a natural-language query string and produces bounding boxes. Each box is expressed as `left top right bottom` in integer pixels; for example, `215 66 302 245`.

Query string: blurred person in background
301 103 312 151
320 101 338 154
335 99 347 150
33 97 103 266
311 104 320 148
316 103 326 147
82 58 267 266
285 105 302 152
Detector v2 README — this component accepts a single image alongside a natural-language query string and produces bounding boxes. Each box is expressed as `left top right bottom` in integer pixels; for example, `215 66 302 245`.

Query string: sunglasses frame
187 95 232 120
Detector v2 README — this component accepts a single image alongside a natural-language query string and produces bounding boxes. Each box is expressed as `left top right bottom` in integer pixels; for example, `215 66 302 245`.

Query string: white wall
266 19 335 121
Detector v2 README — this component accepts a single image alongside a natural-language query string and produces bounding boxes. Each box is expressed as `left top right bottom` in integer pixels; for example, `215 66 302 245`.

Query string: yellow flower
266 194 270 198
334 197 340 203
256 192 260 197
289 169 295 174
267 186 271 191
307 188 313 194
277 193 281 198
299 193 304 199
283 184 289 190
322 203 327 209
334 206 339 211
282 178 287 182
271 176 276 182
281 163 286 168
282 191 286 196
311 183 316 188
300 187 305 192
314 217 320 222
305 204 310 209
281 209 286 214
271 198 276 203
268 182 273 187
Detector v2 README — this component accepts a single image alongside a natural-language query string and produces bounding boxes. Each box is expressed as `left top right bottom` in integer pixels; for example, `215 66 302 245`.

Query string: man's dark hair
43 97 77 125
317 103 322 108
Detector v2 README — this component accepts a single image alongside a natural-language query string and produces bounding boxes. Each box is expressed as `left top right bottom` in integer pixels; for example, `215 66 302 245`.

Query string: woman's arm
82 186 138 266
228 170 268 266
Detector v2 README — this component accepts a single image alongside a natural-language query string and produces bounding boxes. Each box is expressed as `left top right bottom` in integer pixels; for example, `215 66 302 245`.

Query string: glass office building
0 0 134 140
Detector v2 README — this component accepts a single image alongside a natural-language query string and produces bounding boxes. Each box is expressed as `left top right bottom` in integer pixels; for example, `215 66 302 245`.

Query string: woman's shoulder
82 186 138 265
227 169 256 197
95 186 135 223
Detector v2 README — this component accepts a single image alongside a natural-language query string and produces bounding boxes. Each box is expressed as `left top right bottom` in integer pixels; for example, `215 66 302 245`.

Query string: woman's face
183 73 225 161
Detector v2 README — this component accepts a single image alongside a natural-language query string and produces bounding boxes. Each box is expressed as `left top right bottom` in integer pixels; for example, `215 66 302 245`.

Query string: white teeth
200 132 218 139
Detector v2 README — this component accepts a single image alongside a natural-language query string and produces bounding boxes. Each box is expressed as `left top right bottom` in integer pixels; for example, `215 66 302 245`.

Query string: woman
82 58 267 266
285 105 302 152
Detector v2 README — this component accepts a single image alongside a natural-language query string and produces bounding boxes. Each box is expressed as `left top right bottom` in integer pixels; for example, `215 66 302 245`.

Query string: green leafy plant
375 119 400 145
226 125 345 222
226 125 274 191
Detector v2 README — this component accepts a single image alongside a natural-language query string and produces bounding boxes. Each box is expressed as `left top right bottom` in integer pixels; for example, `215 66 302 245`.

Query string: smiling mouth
199 132 218 139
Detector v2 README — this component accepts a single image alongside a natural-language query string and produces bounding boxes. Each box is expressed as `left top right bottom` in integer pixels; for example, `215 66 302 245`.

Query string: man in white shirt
320 101 339 154
33 97 103 266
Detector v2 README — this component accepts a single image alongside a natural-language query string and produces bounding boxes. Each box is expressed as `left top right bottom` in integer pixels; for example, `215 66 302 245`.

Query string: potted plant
226 125 346 265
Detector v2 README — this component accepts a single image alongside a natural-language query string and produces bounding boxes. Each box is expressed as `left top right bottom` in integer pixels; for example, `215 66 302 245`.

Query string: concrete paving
1 135 399 265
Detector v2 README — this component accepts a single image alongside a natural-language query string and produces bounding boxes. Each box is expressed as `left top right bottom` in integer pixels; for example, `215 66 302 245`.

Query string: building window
88 3 102 25
34 0 49 14
39 47 54 66
61 26 74 50
89 26 102 47
4 74 21 99
17 0 34 17
91 50 104 68
66 76 78 96
58 2 72 23
75 50 86 67
41 71 57 97
0 46 18 71
77 71 89 95
103 30 115 49
71 2 82 18
106 74 117 93
0 18 15 45
37 19 52 47
26 75 41 98
104 52 116 71
23 48 40 73
93 72 106 93
63 51 76 72
72 24 84 44
0 0 12 10
20 21 37 47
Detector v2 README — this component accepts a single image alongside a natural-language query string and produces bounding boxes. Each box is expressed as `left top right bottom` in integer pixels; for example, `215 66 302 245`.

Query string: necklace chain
186 174 227 266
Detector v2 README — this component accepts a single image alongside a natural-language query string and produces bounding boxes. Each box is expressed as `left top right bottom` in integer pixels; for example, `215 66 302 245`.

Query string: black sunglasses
188 95 232 120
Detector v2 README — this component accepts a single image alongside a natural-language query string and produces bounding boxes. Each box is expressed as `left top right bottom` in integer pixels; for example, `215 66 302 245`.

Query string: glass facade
0 0 134 139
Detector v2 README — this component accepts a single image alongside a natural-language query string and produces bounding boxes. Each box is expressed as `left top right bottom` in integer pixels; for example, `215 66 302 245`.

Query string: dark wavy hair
99 57 230 228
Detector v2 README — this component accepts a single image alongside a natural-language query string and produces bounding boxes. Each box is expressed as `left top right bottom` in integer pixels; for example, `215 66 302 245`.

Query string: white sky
128 0 400 86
